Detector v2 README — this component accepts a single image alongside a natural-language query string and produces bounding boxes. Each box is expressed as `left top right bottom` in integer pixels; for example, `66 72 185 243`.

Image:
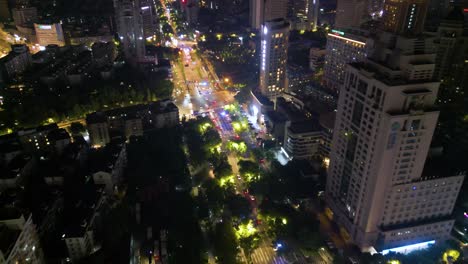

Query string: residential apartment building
326 33 465 252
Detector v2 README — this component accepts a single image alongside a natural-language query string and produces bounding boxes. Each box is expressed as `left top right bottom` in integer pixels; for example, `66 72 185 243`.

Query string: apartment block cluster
0 41 117 87
86 100 179 147
323 0 468 255
0 100 178 262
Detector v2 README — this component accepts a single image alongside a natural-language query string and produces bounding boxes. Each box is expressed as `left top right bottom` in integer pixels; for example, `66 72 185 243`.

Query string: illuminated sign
332 29 345 36
327 33 366 45
263 26 268 35
38 25 52 30
141 6 150 10
381 240 435 255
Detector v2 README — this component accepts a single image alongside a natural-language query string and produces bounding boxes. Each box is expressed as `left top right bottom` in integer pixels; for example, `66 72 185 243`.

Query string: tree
239 235 260 263
226 194 251 219
70 122 86 135
238 160 260 182
212 221 239 264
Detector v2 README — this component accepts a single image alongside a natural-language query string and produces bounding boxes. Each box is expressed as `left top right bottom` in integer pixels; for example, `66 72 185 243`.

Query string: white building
0 214 44 264
323 29 373 93
259 18 290 100
326 33 465 252
34 23 65 47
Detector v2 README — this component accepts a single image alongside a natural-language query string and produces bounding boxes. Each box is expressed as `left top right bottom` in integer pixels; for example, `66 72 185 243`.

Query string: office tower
264 0 288 21
326 33 465 252
140 0 158 41
323 29 374 93
335 0 367 29
308 0 319 31
250 0 263 29
34 23 65 47
114 0 146 63
259 19 290 100
12 6 37 27
0 44 31 82
382 0 429 35
434 7 468 102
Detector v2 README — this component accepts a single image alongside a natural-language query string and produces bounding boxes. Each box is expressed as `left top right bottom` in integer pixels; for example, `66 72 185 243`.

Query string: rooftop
288 120 322 134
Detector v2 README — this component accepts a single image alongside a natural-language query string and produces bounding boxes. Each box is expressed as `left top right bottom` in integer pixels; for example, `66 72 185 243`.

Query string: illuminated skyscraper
259 18 289 100
326 32 465 252
382 0 429 35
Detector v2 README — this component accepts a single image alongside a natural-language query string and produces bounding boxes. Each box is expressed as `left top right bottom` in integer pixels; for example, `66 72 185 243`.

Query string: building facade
382 0 429 35
259 19 290 100
307 0 320 31
323 29 373 93
326 33 465 251
34 23 65 47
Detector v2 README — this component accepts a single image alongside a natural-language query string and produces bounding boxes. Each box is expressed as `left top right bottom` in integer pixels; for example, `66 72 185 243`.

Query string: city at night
0 0 468 263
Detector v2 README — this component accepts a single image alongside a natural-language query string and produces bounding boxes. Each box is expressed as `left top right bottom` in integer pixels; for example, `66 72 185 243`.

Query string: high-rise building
323 29 374 93
259 18 290 100
249 0 263 29
34 23 65 47
382 0 429 35
335 0 367 29
433 7 468 103
140 0 159 41
264 0 288 21
326 33 465 252
308 0 320 31
114 0 146 63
